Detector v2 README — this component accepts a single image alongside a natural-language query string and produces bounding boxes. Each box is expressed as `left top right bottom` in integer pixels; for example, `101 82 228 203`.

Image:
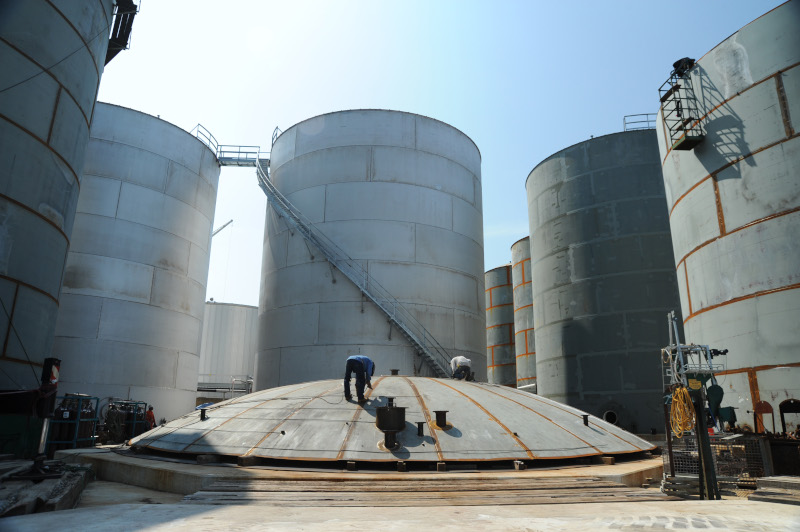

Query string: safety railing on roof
190 124 219 154
217 145 269 166
253 159 452 377
271 126 282 147
623 114 657 131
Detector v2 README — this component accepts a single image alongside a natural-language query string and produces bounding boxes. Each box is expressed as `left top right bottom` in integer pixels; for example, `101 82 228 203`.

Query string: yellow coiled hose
671 386 695 438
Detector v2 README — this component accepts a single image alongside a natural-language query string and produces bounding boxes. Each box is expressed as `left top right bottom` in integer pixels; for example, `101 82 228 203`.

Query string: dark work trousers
344 359 366 400
452 365 470 380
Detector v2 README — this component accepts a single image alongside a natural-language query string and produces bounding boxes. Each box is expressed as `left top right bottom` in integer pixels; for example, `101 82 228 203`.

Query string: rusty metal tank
511 237 536 390
656 0 800 431
0 0 114 389
485 265 516 386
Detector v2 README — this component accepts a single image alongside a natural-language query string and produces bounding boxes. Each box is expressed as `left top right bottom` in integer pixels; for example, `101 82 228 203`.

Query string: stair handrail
254 159 452 377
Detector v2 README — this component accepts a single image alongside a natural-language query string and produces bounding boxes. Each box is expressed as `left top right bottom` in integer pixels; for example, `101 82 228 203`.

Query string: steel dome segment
131 377 656 462
201 382 343 458
401 376 444 460
185 392 338 457
133 398 272 453
458 382 601 458
336 377 385 460
337 378 398 461
243 382 343 458
500 386 654 453
507 385 656 452
132 380 326 447
132 380 331 453
420 379 535 461
338 376 442 462
257 381 372 460
132 408 211 448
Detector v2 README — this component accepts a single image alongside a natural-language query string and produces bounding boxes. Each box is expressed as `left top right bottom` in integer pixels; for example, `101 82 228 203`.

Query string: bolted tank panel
526 130 681 432
485 265 516 386
511 238 535 389
52 103 220 422
257 110 485 388
197 302 258 400
0 0 113 390
657 0 800 429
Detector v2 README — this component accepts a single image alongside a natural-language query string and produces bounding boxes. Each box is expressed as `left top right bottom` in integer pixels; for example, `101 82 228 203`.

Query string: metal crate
663 433 770 496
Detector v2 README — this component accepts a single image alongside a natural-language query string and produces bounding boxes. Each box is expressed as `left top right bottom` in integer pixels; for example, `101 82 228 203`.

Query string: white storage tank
257 110 485 387
197 301 258 403
52 103 220 421
526 131 681 432
0 0 113 388
511 237 536 390
485 265 516 386
656 0 800 431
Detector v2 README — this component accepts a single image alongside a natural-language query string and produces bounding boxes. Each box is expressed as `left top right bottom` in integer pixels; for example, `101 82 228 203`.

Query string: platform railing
623 113 657 131
190 124 219 154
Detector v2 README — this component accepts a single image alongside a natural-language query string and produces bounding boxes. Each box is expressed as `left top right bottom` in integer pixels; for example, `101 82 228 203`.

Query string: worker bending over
450 355 472 380
344 355 375 403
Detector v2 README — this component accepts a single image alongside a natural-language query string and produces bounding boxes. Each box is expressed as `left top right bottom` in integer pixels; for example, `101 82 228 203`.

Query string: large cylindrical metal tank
257 110 485 387
511 237 536 390
0 0 113 389
526 130 681 432
197 302 258 401
485 265 515 386
52 103 221 421
657 0 800 429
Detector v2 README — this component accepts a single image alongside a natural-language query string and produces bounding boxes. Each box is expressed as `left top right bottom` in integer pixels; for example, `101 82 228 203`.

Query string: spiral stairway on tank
214 147 452 377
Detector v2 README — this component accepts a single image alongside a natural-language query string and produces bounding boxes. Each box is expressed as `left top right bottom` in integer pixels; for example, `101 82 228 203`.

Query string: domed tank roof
131 376 654 464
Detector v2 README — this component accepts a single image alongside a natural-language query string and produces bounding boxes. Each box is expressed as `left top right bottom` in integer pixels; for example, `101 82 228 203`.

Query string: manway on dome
131 376 655 465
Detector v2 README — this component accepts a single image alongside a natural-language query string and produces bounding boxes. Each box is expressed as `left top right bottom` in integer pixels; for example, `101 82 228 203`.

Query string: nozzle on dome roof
376 403 406 451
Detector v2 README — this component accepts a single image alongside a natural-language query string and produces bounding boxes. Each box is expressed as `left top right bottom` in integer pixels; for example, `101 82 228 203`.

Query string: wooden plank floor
184 476 677 507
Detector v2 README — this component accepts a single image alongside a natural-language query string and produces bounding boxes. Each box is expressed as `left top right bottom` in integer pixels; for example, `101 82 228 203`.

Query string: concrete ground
76 480 183 507
2 498 799 531
2 449 799 531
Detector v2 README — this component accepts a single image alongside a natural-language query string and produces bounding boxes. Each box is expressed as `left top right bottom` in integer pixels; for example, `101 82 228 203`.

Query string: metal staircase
105 0 138 65
212 143 452 377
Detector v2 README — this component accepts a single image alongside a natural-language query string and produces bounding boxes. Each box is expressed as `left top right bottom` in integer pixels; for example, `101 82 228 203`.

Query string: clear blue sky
97 0 784 306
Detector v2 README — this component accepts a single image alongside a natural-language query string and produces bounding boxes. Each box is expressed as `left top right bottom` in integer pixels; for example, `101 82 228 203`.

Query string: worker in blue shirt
344 355 375 403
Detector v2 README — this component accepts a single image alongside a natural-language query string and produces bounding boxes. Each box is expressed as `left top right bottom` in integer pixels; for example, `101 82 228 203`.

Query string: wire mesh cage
663 432 770 497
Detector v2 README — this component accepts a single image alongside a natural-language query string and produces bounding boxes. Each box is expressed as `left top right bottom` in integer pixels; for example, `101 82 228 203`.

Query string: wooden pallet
184 476 678 507
748 490 800 506
748 476 800 506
